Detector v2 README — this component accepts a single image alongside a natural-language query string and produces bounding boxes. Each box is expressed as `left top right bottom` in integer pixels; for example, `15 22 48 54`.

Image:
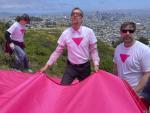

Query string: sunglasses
121 29 135 33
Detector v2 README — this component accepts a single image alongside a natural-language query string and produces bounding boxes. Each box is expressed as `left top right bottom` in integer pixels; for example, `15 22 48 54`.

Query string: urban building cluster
1 10 150 45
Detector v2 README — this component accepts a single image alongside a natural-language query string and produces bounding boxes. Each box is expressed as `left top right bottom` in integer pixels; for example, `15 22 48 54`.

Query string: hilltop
0 22 114 76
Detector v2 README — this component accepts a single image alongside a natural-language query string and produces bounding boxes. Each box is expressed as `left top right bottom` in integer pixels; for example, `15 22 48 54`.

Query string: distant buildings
1 10 150 45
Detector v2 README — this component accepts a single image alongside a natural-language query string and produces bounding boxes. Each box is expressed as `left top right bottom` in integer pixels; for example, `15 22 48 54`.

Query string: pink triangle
72 37 83 45
20 29 25 34
120 54 129 63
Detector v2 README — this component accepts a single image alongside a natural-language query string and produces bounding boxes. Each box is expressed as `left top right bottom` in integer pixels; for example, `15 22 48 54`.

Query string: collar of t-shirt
71 26 82 34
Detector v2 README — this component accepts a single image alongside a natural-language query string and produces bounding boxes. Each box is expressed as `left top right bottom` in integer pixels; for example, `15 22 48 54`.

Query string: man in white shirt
113 21 150 94
40 7 100 85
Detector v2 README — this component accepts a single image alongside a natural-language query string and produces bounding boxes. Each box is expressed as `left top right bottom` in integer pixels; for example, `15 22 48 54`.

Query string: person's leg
23 55 29 69
14 45 25 60
61 65 77 85
13 56 20 69
11 46 22 69
13 45 29 69
23 56 33 72
77 62 91 81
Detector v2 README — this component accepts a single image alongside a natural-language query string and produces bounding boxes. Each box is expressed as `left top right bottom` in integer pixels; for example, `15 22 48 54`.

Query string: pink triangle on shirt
120 54 129 63
72 37 83 45
20 29 25 34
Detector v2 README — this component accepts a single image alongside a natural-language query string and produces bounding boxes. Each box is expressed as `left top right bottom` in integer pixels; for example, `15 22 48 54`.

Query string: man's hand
134 72 150 94
40 64 49 73
94 65 99 72
9 43 15 50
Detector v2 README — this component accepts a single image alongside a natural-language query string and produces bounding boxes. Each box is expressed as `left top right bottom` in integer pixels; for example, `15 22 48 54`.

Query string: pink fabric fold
0 70 147 113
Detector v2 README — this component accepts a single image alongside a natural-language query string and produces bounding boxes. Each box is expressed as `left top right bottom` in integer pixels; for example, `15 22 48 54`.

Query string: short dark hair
16 13 30 23
120 21 136 31
71 7 84 17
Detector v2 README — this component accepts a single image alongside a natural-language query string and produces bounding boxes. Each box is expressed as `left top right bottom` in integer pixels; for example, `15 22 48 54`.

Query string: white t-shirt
7 22 26 42
114 41 150 88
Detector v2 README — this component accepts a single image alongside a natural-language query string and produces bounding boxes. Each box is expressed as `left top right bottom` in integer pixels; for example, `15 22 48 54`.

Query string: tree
0 22 6 46
138 37 149 45
112 37 122 48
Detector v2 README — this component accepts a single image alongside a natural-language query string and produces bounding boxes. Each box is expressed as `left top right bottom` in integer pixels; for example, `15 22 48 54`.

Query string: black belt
67 60 89 67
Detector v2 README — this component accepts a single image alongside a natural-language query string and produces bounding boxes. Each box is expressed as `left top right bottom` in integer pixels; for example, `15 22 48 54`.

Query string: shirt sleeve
113 44 121 64
89 43 100 66
7 23 17 34
47 44 65 65
141 51 150 72
89 29 99 65
5 31 12 43
113 48 117 64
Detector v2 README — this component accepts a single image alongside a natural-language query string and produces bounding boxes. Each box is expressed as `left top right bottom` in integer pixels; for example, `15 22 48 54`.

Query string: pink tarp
0 70 148 113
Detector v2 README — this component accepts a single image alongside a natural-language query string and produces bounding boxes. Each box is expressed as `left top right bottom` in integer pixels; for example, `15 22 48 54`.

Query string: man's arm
40 44 64 72
135 51 150 93
134 72 150 93
89 43 100 72
5 31 12 43
5 31 15 49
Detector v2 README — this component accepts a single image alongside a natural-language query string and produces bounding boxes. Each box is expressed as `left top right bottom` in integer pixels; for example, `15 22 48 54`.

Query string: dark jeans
61 60 91 85
12 45 29 69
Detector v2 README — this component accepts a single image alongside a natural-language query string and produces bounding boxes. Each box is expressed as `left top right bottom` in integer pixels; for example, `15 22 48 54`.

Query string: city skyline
0 0 150 14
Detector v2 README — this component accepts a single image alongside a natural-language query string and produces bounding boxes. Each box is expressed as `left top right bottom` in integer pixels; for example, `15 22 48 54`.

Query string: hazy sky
0 0 150 14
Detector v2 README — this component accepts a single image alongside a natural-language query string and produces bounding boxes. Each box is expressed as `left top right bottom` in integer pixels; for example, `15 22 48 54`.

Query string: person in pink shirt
5 14 32 72
40 7 100 85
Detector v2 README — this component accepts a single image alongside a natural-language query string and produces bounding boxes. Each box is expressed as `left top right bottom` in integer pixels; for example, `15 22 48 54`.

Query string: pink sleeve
47 45 65 65
89 43 100 65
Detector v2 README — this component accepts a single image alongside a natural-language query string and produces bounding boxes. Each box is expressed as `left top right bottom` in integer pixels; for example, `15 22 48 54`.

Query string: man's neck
124 40 136 47
72 24 81 31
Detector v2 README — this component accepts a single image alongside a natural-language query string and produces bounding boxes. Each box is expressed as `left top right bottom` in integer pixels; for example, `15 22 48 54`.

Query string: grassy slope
0 27 114 76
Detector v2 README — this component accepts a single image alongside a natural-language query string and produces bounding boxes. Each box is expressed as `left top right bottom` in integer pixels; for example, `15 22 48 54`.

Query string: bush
138 37 149 45
98 40 114 73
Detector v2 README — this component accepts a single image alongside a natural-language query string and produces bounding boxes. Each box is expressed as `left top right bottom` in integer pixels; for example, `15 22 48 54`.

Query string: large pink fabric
0 70 148 113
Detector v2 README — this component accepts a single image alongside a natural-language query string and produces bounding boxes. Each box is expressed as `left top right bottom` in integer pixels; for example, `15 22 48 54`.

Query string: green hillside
0 22 114 76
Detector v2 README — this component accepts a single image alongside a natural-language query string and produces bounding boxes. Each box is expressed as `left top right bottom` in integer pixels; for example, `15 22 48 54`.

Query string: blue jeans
13 45 29 69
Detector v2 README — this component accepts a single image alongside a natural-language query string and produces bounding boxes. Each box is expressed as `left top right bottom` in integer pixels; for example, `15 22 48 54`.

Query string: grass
0 27 114 76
